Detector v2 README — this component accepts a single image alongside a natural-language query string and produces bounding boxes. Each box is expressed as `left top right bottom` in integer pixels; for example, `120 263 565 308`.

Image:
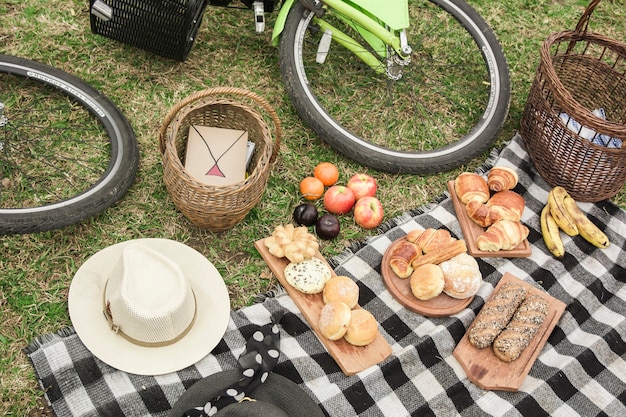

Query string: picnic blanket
25 134 626 417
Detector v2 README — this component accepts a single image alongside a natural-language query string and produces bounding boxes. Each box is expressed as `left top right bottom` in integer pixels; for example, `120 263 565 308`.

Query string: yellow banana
562 195 610 248
547 186 579 236
540 204 565 258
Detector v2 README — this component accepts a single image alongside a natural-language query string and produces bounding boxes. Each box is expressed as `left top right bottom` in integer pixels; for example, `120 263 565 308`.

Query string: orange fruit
300 176 325 200
313 162 339 186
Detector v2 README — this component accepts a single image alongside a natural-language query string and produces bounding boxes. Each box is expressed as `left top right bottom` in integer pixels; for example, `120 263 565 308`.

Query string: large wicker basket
519 0 626 202
159 87 281 232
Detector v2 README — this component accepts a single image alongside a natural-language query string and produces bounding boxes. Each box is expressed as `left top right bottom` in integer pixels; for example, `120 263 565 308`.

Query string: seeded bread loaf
467 282 526 348
492 293 548 362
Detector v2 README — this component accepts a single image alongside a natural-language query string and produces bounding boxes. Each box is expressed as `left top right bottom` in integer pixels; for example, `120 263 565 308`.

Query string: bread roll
344 308 378 346
323 275 359 309
454 172 489 204
476 220 529 252
319 301 352 340
409 263 445 300
493 293 548 362
487 166 518 192
467 282 526 349
284 257 331 294
388 240 421 278
439 253 482 299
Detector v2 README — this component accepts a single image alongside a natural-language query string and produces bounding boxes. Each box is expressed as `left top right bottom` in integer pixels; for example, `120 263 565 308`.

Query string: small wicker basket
159 87 281 232
519 0 626 202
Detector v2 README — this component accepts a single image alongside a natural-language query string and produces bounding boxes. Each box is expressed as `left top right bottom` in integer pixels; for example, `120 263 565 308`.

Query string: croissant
389 240 421 278
415 228 453 253
476 220 529 251
487 166 519 192
466 190 525 227
454 172 489 204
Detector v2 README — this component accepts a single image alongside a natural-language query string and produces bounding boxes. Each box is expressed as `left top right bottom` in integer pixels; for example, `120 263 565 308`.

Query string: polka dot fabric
183 322 281 416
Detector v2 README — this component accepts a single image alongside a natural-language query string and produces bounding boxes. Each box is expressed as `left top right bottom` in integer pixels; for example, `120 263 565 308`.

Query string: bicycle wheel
279 0 511 174
0 54 139 234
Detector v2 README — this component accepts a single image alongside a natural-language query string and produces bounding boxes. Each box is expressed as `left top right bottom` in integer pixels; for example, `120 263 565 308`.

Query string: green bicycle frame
272 0 410 73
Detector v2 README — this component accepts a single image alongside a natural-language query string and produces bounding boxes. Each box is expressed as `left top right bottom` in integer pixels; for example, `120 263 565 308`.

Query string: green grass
1 0 625 415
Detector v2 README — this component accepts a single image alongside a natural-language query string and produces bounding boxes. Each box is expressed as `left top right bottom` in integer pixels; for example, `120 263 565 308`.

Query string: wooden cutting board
381 237 474 317
453 272 566 391
254 238 392 376
447 180 531 258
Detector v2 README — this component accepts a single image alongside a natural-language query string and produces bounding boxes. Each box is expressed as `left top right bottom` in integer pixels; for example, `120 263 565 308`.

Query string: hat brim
168 369 324 417
68 238 230 375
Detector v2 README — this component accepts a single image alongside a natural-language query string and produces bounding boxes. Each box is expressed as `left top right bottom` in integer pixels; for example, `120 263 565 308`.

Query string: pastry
416 228 453 254
476 220 530 252
409 263 445 300
467 282 527 349
323 275 360 309
389 239 421 278
493 293 548 362
454 172 490 204
405 228 424 243
466 190 525 228
283 257 331 294
411 239 467 269
439 253 482 299
487 166 518 192
265 224 319 263
344 308 379 346
319 301 352 340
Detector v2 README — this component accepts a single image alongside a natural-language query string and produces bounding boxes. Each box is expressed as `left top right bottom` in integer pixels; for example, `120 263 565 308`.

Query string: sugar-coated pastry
323 275 360 309
439 253 482 299
409 263 445 300
284 257 331 294
319 301 352 340
344 308 379 346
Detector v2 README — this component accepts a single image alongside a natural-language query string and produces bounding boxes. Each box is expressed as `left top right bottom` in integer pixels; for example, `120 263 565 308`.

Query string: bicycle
0 54 140 235
247 0 511 174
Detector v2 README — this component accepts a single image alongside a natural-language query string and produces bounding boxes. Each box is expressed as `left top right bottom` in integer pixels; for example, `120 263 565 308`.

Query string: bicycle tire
0 54 139 234
279 0 511 174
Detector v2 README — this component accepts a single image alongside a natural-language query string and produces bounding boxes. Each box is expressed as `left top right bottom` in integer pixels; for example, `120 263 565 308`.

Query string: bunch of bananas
540 186 610 258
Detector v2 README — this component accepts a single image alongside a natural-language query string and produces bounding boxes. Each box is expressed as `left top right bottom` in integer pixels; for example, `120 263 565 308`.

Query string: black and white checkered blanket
25 134 626 416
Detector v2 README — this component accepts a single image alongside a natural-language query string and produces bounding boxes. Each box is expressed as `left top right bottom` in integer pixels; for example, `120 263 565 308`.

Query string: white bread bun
409 263 445 300
344 308 379 346
323 275 359 309
439 253 482 299
284 257 331 294
319 301 352 340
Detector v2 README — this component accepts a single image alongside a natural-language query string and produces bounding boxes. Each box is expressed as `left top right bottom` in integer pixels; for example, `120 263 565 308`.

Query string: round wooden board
381 237 474 317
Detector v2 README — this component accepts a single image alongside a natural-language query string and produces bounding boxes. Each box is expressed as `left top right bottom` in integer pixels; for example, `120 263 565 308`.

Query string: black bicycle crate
89 0 208 61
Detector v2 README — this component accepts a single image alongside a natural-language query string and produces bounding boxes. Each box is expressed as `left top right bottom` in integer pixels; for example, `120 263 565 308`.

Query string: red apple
323 185 356 215
347 173 377 200
353 196 384 229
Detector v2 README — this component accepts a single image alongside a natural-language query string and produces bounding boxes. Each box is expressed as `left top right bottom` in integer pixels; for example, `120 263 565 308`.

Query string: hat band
102 280 198 347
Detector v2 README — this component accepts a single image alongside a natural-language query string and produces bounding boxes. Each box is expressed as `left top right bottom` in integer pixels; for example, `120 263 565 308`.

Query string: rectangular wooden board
452 273 566 391
255 238 392 376
447 180 531 258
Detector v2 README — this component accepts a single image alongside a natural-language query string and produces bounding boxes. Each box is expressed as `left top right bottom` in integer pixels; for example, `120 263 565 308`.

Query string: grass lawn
1 0 624 414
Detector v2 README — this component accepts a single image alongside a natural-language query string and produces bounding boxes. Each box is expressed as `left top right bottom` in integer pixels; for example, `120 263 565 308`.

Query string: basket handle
159 87 282 163
575 0 602 33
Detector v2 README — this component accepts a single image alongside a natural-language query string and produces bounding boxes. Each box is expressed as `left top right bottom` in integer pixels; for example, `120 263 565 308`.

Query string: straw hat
168 369 325 417
68 238 230 375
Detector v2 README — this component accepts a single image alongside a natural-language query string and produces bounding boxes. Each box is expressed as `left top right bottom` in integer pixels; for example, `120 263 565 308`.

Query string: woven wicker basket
519 0 626 202
159 87 281 232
